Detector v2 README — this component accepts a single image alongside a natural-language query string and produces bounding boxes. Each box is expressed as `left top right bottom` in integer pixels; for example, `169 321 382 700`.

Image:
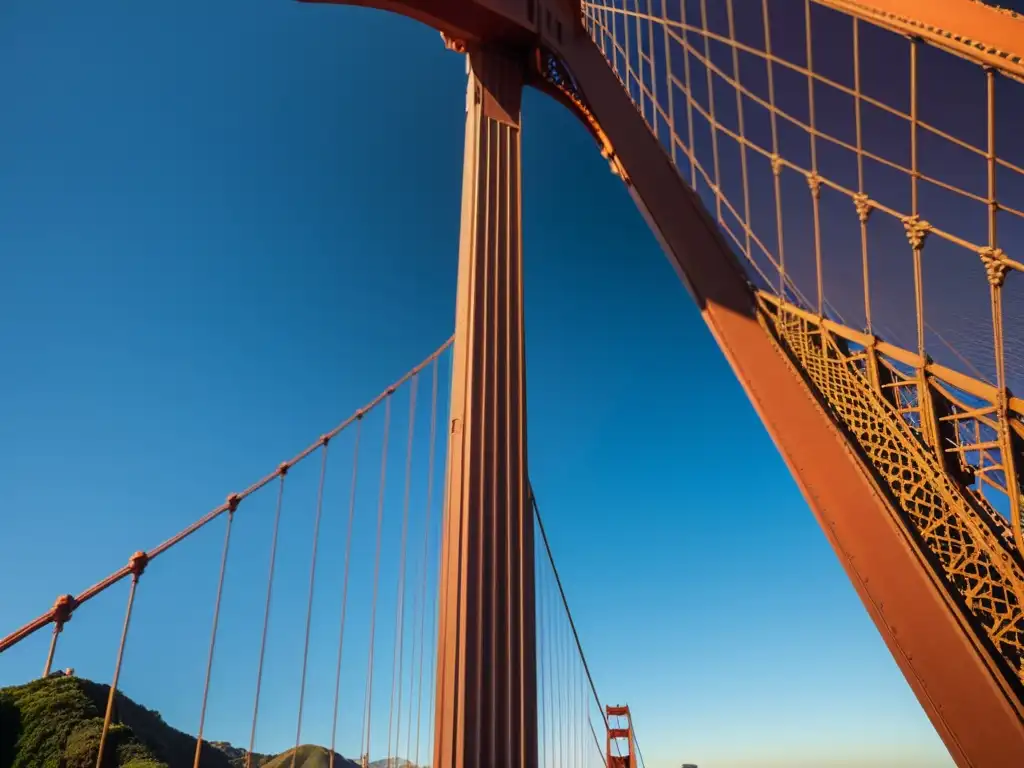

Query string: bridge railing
579 0 1024 691
580 0 1024 545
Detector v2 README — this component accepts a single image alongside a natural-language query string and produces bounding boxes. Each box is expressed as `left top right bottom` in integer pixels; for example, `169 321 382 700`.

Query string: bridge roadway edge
299 0 1024 765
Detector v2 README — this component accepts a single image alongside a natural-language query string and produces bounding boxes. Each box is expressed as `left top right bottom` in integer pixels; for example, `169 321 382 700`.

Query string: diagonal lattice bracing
760 294 1024 689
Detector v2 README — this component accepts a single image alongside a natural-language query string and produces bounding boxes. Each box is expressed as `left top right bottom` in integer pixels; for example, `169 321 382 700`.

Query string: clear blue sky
0 1 955 767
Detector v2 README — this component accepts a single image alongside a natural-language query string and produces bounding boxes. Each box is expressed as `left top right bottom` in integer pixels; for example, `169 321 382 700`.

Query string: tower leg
433 44 537 768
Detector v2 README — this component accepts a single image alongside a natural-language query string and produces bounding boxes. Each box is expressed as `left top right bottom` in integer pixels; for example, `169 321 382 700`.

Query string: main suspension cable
0 338 453 657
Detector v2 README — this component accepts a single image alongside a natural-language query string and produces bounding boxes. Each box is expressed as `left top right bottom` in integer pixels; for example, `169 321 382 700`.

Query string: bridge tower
606 704 637 768
432 40 537 768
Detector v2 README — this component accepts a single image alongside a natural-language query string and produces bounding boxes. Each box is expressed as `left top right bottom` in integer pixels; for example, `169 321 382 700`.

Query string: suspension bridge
2 0 1024 766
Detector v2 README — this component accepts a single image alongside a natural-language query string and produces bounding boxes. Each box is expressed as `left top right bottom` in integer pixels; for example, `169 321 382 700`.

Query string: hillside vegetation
0 676 405 768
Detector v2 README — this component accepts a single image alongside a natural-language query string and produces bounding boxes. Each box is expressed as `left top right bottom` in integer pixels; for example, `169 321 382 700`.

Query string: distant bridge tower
606 705 637 768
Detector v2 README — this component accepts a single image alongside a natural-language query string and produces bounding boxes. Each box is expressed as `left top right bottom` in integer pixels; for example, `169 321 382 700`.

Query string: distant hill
262 745 360 768
0 675 416 768
207 740 273 768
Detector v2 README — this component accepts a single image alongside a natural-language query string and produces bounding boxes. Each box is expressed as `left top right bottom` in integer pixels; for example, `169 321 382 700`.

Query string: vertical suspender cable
329 419 362 768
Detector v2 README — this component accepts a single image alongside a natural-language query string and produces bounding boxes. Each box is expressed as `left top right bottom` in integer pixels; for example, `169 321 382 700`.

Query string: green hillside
0 675 261 768
0 675 417 768
0 674 236 768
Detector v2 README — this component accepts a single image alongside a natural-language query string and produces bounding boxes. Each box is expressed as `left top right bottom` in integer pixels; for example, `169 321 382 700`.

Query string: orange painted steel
0 0 1018 764
817 0 1024 81
431 44 537 768
605 704 637 768
299 0 1024 765
582 0 1024 549
583 0 1024 689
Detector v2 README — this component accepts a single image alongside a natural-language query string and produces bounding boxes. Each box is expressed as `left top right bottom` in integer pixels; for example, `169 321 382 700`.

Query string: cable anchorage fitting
226 493 240 515
128 551 149 579
50 594 78 629
278 461 290 477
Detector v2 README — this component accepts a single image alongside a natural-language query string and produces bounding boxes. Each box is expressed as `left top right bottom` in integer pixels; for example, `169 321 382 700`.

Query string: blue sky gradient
0 1 956 766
